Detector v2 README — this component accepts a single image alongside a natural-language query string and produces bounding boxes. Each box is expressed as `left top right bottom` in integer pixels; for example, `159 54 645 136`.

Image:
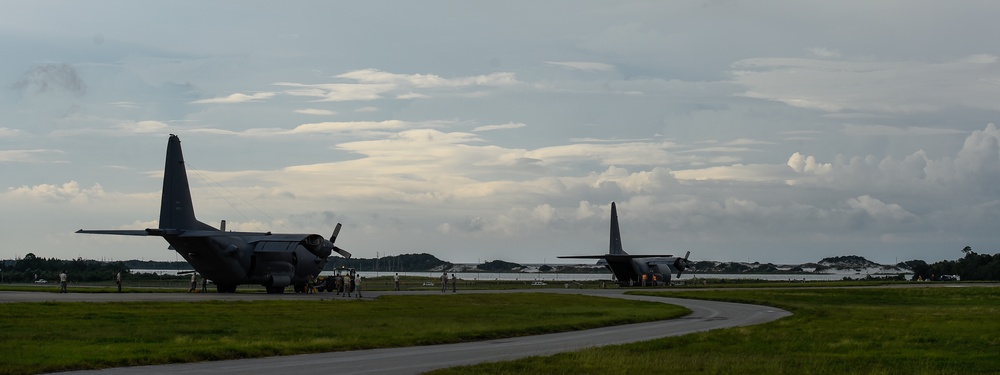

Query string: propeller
330 223 342 244
329 223 351 259
673 251 690 278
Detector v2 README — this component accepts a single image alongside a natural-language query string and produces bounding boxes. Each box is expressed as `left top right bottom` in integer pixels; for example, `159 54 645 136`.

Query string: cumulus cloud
0 127 23 137
11 2 1000 265
473 122 526 132
0 149 61 163
4 181 106 203
780 130 823 142
116 120 169 134
787 152 832 174
288 120 414 134
808 47 841 58
46 121 1000 264
337 69 519 88
783 124 1000 195
275 69 520 103
947 123 1000 187
545 61 616 72
186 120 452 138
397 92 429 99
277 82 393 102
575 200 598 220
842 124 967 137
733 55 1000 113
672 164 794 182
109 101 138 109
191 92 276 104
845 195 919 224
295 108 336 116
524 141 690 167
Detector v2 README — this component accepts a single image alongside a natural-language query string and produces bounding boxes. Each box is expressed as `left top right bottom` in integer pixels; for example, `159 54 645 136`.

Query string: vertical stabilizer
159 135 213 231
609 202 626 255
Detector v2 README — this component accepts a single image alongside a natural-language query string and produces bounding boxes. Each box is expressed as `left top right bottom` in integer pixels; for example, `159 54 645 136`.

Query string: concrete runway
3 289 790 374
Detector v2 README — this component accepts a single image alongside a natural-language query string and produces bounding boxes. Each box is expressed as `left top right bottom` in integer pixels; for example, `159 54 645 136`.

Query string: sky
3 1 1000 265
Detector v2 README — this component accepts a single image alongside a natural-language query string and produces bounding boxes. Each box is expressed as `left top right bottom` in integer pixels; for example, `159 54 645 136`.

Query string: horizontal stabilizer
178 230 272 238
76 229 153 236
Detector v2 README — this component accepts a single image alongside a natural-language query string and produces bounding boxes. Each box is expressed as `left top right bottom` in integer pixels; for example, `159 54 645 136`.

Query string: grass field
430 286 1000 374
0 293 687 375
0 276 608 293
0 277 932 294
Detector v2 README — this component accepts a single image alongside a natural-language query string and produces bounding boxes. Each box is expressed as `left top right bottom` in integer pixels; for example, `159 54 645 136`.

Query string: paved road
6 289 789 374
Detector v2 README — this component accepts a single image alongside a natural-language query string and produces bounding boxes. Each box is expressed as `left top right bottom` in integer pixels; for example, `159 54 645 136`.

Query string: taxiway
3 289 790 374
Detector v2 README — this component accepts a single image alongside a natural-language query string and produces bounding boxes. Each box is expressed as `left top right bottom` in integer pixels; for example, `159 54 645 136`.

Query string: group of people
49 271 120 293
311 271 458 294
50 270 462 295
299 272 461 295
440 272 456 293
187 273 208 293
312 274 362 298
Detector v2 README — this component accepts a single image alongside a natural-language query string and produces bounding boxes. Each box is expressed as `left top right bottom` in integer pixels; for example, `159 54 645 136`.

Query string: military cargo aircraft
559 202 689 286
77 135 350 293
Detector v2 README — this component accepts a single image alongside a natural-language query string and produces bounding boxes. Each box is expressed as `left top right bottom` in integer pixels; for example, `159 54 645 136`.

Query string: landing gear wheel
265 286 286 294
216 284 237 293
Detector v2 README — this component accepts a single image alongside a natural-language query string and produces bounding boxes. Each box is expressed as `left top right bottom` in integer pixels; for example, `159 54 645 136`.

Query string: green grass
0 293 687 374
431 286 1000 375
0 277 608 293
0 279 917 295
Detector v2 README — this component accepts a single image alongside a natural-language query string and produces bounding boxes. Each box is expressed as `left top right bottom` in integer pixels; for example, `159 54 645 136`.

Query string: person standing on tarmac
188 273 197 293
451 273 457 293
393 273 400 291
440 272 448 292
355 276 362 298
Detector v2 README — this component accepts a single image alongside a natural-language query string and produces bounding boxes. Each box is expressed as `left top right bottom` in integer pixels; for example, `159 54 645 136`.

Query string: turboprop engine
672 251 691 278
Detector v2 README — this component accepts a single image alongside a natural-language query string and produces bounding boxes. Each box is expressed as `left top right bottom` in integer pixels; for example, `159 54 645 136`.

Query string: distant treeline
124 260 192 270
1 253 131 282
8 248 1000 283
909 247 1000 281
0 253 458 281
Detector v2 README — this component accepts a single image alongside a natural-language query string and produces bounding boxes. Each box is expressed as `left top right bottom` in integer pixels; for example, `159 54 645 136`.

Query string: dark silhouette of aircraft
77 135 350 293
559 202 689 286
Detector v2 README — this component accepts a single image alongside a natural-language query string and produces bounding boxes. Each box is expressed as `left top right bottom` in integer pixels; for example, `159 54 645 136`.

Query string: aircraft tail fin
609 202 626 255
159 135 214 231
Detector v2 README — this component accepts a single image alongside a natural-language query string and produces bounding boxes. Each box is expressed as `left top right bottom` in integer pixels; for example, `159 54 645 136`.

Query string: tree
914 250 1000 281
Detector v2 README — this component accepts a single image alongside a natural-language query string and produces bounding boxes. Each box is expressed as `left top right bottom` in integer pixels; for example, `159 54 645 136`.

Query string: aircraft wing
559 254 674 259
76 229 153 236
